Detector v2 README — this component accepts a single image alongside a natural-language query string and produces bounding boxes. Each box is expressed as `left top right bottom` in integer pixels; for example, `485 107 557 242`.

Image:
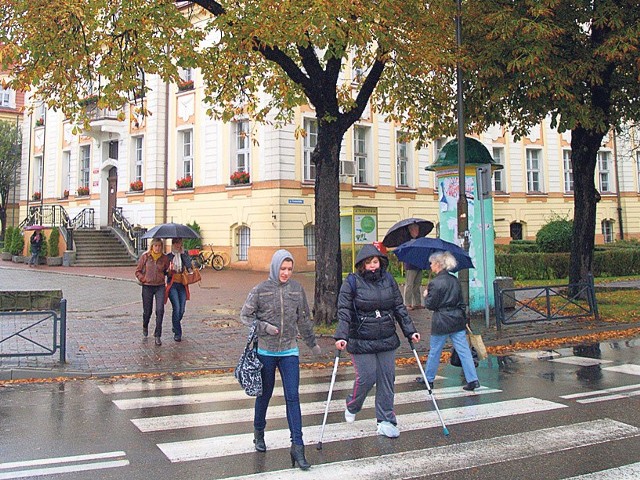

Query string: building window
304 224 316 261
396 132 410 187
180 129 193 180
79 145 91 188
510 222 523 241
636 151 640 193
33 156 43 195
563 149 574 193
133 137 143 182
492 147 504 192
354 126 369 184
303 118 317 182
526 149 543 193
433 137 448 189
598 151 611 192
602 219 614 243
62 151 71 197
233 120 250 176
0 86 12 107
180 67 194 83
236 225 250 261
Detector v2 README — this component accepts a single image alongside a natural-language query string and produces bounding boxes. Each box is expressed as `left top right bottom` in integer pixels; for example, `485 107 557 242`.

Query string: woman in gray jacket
240 249 321 470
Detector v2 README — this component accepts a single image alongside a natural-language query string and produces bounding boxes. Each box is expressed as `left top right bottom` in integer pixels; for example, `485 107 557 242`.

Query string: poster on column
354 209 377 244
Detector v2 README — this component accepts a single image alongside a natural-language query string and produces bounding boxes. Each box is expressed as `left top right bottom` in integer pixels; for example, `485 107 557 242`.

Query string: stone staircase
73 229 137 266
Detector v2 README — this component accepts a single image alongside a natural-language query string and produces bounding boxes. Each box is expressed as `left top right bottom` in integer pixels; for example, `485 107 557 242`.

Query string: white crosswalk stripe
157 398 565 462
562 461 640 479
218 420 640 480
0 452 129 479
560 383 640 403
603 364 640 376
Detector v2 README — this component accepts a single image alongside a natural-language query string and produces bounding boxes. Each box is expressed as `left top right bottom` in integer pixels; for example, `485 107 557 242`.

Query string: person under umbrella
28 230 44 267
166 238 194 342
421 251 480 391
135 238 171 346
403 223 424 310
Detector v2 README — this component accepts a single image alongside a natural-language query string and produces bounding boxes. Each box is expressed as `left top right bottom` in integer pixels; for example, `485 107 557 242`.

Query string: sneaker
376 421 400 438
463 380 480 391
344 408 356 423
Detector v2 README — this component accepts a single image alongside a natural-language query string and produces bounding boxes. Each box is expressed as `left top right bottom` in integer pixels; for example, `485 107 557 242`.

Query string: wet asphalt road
1 340 640 479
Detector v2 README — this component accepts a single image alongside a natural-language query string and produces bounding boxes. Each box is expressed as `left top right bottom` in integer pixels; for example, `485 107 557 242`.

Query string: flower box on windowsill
177 80 194 92
31 192 41 201
35 118 45 127
176 176 193 189
230 171 250 185
130 180 143 192
77 187 90 196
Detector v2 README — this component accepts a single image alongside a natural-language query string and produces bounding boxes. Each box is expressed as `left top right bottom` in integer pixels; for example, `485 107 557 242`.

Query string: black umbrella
141 222 200 239
382 218 434 248
392 237 474 273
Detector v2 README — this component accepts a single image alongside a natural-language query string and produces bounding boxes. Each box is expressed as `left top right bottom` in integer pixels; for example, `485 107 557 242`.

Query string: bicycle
188 245 230 271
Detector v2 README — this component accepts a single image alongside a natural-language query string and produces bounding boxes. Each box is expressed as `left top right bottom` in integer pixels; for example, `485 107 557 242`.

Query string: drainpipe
612 130 624 240
25 112 32 219
163 47 170 224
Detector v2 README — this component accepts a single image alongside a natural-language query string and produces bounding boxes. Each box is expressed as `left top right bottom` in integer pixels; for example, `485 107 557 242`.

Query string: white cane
317 349 341 450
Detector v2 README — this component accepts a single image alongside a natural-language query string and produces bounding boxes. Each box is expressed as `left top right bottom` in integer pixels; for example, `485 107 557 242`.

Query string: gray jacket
240 249 317 353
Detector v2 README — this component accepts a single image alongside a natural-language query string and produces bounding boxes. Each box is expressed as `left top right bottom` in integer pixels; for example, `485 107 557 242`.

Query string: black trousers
142 284 165 337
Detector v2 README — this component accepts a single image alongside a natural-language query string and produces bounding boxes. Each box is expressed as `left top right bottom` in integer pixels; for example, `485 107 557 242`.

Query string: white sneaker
344 408 356 423
377 421 400 438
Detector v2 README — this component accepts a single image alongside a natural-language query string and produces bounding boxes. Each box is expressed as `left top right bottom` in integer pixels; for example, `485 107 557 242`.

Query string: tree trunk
312 122 344 325
569 126 604 295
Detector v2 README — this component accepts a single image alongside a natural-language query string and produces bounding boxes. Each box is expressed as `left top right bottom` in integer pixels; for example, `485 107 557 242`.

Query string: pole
455 0 469 309
476 167 490 327
612 130 624 240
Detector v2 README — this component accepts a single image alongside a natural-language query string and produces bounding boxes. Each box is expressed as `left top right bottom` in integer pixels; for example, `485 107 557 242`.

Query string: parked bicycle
188 245 230 271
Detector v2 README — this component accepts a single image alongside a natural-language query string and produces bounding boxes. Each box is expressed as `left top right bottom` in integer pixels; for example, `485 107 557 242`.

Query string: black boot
253 429 266 452
290 443 310 470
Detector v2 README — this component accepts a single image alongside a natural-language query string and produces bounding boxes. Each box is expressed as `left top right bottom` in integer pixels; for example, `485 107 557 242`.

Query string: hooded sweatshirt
240 249 317 355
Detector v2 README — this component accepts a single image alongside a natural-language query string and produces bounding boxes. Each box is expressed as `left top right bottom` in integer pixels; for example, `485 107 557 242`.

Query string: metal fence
0 299 67 363
494 276 599 330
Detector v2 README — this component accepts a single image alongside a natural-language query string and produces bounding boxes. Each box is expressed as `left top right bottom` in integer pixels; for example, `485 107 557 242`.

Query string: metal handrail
71 208 95 229
112 207 147 256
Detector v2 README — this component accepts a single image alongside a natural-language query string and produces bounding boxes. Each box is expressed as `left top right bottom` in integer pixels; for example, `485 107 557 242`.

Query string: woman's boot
290 443 311 470
253 429 266 452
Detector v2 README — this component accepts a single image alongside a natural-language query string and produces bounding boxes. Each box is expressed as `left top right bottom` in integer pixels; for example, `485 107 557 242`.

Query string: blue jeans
254 354 303 445
425 329 479 384
168 283 187 336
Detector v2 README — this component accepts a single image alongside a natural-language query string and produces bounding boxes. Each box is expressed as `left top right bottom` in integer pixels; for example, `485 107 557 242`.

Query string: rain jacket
335 244 417 354
135 252 170 286
424 270 467 335
240 249 317 354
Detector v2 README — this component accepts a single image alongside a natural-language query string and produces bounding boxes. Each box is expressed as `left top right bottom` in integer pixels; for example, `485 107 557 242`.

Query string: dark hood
355 244 389 271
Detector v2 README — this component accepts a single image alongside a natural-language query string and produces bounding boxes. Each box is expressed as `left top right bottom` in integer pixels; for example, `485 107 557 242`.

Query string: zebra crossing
3 350 640 479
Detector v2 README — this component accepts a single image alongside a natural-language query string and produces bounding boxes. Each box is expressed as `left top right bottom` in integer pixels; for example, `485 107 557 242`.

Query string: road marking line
219 419 639 480
603 364 640 376
562 461 640 479
0 461 129 480
0 451 126 470
576 389 640 404
560 383 640 399
132 386 500 432
157 397 564 462
548 356 612 366
112 374 447 410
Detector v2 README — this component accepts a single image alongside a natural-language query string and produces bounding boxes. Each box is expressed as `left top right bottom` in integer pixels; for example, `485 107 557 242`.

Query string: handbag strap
245 321 259 350
466 324 474 335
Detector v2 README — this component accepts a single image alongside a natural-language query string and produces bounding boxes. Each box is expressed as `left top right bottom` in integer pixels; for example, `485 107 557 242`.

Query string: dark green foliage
48 227 60 256
10 229 24 256
536 219 573 253
507 240 539 253
3 226 14 253
183 221 202 251
38 231 48 258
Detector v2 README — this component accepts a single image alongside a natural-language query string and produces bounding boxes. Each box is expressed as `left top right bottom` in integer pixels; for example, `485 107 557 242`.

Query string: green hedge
496 249 640 280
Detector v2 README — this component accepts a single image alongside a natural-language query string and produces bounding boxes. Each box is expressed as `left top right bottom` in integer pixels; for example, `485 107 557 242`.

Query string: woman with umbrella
27 227 44 267
135 238 171 345
422 251 480 391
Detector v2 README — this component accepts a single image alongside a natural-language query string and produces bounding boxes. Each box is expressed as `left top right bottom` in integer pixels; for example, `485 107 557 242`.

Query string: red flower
130 180 143 191
176 176 193 189
230 170 250 185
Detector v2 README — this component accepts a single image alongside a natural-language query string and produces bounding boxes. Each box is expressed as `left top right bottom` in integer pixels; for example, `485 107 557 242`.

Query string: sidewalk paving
1 261 639 381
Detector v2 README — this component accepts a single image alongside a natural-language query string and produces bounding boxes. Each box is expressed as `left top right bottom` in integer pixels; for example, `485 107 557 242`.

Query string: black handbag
234 322 263 396
450 346 479 368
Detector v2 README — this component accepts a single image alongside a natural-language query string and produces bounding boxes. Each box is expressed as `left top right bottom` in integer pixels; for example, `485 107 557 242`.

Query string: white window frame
396 132 410 187
79 145 91 188
602 219 614 243
62 150 71 196
180 67 194 83
526 148 543 193
492 147 505 192
180 129 193 180
303 118 317 182
354 125 369 184
636 151 640 193
0 86 13 107
304 224 316 261
236 225 250 261
563 149 573 193
133 136 144 182
33 155 43 195
598 151 611 192
233 120 250 177
433 137 448 189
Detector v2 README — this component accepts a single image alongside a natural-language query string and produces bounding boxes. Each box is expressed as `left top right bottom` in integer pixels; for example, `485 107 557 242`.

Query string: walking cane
317 349 341 450
409 340 450 436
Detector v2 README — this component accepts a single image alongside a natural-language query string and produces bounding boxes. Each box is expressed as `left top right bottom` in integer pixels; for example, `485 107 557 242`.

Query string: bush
49 227 60 256
38 231 48 258
3 226 14 253
536 218 573 253
183 221 202 251
11 229 24 256
508 240 539 253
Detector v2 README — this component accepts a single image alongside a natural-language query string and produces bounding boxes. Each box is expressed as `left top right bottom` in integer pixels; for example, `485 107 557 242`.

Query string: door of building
107 167 117 226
